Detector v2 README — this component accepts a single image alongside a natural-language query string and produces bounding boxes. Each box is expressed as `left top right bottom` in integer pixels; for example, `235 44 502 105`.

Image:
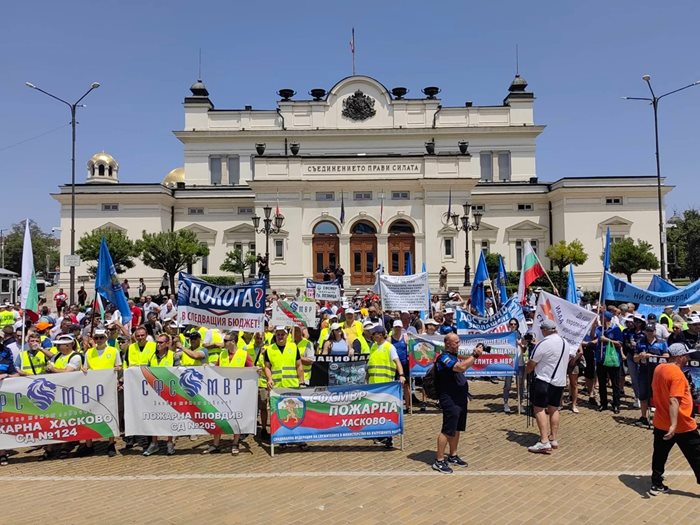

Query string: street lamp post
26 81 100 304
443 202 483 286
623 75 700 279
251 205 284 287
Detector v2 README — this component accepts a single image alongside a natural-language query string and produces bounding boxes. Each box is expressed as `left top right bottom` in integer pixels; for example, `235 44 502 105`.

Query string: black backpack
422 361 439 400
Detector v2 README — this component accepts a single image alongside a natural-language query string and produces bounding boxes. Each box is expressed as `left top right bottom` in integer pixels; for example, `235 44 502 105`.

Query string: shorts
637 366 651 402
531 378 564 409
258 387 269 403
398 361 410 379
438 395 467 437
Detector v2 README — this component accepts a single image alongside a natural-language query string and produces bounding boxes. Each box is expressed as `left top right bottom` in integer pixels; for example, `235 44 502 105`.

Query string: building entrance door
312 221 340 281
387 220 415 275
350 221 377 285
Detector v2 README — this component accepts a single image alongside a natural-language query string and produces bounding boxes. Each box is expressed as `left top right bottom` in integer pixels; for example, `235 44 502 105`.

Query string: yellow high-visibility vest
266 342 300 388
218 348 248 368
85 346 119 370
367 341 396 384
20 350 47 375
124 341 157 368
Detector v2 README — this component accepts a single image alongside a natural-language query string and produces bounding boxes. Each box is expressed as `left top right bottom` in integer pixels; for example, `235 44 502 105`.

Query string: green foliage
485 252 503 276
608 238 660 282
136 230 209 292
197 275 237 286
76 229 140 277
545 239 587 291
220 248 257 283
667 209 700 280
1 220 59 276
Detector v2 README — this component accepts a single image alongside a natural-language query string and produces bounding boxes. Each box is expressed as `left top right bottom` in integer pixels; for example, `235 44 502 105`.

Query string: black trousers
651 427 700 485
597 365 620 408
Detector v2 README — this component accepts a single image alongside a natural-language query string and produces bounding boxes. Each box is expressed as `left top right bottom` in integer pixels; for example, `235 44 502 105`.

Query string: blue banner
636 275 679 319
95 238 132 324
602 272 700 306
270 382 403 444
458 332 521 377
177 272 265 332
456 297 526 335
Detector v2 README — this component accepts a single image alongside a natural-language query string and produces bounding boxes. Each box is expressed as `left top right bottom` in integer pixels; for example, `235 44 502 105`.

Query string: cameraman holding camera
432 333 484 474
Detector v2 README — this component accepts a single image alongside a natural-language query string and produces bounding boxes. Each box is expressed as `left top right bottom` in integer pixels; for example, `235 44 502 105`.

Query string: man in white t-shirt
525 319 567 454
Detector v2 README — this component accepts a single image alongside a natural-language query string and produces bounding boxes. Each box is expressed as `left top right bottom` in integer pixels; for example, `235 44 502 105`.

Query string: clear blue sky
2 0 699 231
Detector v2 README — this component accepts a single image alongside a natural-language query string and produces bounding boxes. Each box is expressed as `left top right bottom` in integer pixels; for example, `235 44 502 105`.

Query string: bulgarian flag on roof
517 241 546 304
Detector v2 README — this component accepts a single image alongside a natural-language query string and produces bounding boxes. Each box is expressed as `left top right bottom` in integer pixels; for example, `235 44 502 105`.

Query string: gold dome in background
162 167 185 187
88 151 118 167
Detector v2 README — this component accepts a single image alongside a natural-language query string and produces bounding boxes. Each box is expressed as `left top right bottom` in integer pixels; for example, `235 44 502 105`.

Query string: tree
546 239 588 290
485 252 503 276
220 248 257 283
76 229 140 277
2 220 59 276
136 230 209 292
609 238 660 282
667 209 700 280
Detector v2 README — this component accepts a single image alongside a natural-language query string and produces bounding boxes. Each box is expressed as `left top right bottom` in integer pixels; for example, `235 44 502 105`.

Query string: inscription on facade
304 163 421 175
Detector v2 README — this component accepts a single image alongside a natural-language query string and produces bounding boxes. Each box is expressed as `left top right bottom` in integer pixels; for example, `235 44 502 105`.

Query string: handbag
603 341 620 368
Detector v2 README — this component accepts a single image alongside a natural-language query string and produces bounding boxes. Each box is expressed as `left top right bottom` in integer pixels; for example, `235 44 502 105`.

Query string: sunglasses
94 336 107 340
224 338 235 342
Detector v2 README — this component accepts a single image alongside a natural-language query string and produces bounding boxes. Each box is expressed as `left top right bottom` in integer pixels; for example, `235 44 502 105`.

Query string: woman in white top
322 323 351 356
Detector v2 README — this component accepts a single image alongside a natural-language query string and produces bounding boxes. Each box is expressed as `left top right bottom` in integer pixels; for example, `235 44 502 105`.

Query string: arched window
351 221 377 234
98 164 105 176
108 166 113 176
313 221 339 235
388 220 414 234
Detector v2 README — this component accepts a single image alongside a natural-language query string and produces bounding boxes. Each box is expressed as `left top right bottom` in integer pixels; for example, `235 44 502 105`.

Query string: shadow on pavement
499 428 540 447
406 449 435 466
618 474 652 499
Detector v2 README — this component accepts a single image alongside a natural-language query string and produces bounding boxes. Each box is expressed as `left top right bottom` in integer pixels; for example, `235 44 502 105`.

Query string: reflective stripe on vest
266 342 299 388
368 341 396 384
218 348 248 368
20 350 47 375
149 350 174 367
86 346 118 370
125 342 157 368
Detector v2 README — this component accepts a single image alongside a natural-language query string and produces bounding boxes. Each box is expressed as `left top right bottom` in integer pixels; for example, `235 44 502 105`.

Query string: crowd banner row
124 367 258 437
378 272 430 311
269 382 404 453
271 300 318 328
602 272 700 306
456 297 527 335
0 370 119 449
305 279 341 301
533 291 597 354
309 355 368 386
177 272 266 332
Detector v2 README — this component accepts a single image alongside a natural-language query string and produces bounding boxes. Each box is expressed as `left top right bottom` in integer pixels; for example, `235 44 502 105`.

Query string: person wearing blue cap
591 311 624 414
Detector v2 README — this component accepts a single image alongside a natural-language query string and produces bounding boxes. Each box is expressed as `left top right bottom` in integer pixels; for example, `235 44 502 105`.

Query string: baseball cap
344 308 356 315
371 325 386 335
13 321 23 331
392 320 403 328
35 321 52 331
274 326 287 332
444 308 454 315
362 320 375 329
329 314 339 320
448 292 457 299
94 328 107 336
668 343 694 357
424 318 439 326
647 313 657 321
687 315 700 325
663 305 674 310
679 305 691 309
540 319 557 330
603 311 613 320
644 323 656 332
330 322 342 331
186 329 202 339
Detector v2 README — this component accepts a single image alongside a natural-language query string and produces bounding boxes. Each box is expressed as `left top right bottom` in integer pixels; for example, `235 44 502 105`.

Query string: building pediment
598 215 632 227
222 224 255 245
505 220 547 232
178 223 217 243
93 222 126 233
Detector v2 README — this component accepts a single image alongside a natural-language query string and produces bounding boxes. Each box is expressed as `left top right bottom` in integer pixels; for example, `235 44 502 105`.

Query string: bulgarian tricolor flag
20 219 39 322
517 241 546 304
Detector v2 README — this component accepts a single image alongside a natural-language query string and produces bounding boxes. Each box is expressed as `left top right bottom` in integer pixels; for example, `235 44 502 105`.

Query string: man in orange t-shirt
649 343 700 496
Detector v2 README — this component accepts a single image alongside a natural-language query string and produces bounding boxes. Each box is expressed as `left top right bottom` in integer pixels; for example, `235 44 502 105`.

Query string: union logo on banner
276 396 306 429
26 378 57 410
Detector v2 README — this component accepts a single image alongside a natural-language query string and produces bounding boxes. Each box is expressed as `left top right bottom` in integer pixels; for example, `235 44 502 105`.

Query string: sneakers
201 445 220 455
446 455 468 467
649 483 670 496
142 442 160 457
527 441 552 454
432 459 453 474
612 406 620 414
503 404 512 414
231 444 240 456
377 437 393 449
635 417 650 428
76 444 95 457
107 443 117 458
166 442 175 456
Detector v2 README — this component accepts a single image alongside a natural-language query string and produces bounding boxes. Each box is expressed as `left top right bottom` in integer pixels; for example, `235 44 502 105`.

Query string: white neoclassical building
52 74 670 292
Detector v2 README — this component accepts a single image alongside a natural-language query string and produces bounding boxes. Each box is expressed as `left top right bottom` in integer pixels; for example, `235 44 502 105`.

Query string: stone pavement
1 381 698 524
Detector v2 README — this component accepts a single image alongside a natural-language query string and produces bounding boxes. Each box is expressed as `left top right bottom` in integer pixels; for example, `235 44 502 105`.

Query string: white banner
124 367 258 437
533 291 597 354
271 300 318 328
306 279 341 302
0 370 119 448
379 272 429 311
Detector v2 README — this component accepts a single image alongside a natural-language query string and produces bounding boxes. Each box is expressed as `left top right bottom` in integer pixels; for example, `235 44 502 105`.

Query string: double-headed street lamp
251 205 284 287
26 81 101 304
623 74 700 279
443 202 483 286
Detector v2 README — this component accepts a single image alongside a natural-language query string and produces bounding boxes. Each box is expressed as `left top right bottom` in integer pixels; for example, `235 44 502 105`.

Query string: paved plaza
2 381 698 524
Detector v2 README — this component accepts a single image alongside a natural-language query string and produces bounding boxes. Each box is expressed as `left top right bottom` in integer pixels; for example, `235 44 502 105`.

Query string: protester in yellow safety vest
659 306 674 330
318 313 338 348
123 327 157 368
292 326 315 383
202 327 225 364
202 332 254 456
0 303 17 329
351 320 373 355
180 330 208 365
17 333 54 375
341 308 363 347
237 331 256 360
142 334 176 457
80 328 121 458
678 305 692 330
251 331 271 441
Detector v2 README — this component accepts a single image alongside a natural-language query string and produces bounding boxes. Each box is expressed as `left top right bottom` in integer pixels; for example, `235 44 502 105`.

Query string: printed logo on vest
276 396 305 429
26 378 57 410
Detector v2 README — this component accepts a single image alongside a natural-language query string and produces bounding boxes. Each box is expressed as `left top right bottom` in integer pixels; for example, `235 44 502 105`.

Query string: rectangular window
201 254 209 275
531 240 538 255
248 242 256 277
354 252 361 273
472 204 485 212
516 240 523 269
366 251 375 273
517 203 533 211
210 157 222 185
391 251 399 273
274 239 284 259
498 152 511 181
316 192 335 201
316 253 324 274
611 235 625 244
605 196 623 205
1 280 9 293
234 242 243 253
444 238 454 258
391 191 410 200
481 240 489 256
101 203 119 211
227 156 240 185
480 152 493 182
354 191 372 201
188 208 204 215
237 206 253 215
